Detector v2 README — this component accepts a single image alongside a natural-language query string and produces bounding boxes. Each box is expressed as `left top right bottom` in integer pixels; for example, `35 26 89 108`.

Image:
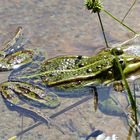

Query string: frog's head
111 47 140 80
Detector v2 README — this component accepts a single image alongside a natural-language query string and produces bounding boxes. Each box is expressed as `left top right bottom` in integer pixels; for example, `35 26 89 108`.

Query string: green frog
1 28 140 124
6 40 140 117
8 40 140 117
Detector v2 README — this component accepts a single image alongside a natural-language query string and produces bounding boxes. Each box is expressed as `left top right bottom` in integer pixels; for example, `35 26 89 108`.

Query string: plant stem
97 12 109 48
122 0 137 22
113 51 138 125
99 7 137 34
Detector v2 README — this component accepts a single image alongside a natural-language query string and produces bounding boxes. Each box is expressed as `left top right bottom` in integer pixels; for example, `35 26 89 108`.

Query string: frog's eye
111 47 123 55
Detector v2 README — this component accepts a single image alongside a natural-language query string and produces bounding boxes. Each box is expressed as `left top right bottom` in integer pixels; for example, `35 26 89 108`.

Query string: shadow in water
85 130 103 140
7 94 93 139
4 78 140 139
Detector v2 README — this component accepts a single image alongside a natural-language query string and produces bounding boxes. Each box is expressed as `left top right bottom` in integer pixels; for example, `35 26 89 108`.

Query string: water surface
0 0 140 139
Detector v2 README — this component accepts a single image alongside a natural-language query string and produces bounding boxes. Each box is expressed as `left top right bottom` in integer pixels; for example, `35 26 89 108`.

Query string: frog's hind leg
0 83 64 134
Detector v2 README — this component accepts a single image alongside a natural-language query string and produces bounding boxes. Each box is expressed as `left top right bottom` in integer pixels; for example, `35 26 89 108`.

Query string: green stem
122 0 137 22
113 52 138 125
97 12 109 48
99 7 137 34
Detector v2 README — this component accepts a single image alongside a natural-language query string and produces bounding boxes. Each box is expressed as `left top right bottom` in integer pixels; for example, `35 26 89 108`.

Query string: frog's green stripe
16 53 113 80
46 57 113 85
42 52 110 71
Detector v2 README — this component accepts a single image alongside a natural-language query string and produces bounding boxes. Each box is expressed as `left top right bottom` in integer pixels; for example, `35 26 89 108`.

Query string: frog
1 27 140 124
6 37 140 118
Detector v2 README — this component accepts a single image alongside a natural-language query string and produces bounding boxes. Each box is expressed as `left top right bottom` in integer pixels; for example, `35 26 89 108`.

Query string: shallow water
0 0 140 140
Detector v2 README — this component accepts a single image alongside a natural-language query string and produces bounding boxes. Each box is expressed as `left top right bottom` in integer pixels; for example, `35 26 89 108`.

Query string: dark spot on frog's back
49 73 56 77
86 69 92 73
77 80 82 84
75 55 83 64
96 65 101 70
78 63 84 67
